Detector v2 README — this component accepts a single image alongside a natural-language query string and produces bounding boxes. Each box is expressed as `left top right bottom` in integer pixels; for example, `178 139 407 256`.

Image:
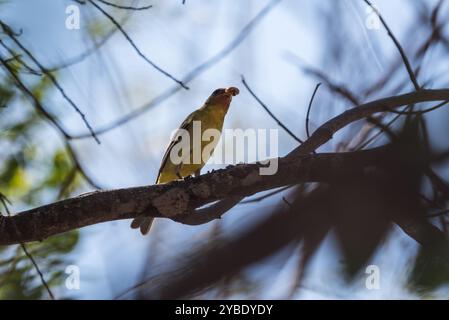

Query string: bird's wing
155 110 198 183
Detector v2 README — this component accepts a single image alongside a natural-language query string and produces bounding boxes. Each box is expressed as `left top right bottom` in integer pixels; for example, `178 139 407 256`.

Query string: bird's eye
212 89 225 96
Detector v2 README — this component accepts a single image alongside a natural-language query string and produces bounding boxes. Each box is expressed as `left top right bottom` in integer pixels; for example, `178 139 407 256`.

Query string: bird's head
204 87 239 108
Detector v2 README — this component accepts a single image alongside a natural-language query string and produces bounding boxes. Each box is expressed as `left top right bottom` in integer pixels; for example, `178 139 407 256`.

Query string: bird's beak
206 87 239 107
219 87 239 105
225 87 239 96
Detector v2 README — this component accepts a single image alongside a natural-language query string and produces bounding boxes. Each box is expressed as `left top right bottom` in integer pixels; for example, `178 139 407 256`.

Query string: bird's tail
131 176 161 235
130 216 154 235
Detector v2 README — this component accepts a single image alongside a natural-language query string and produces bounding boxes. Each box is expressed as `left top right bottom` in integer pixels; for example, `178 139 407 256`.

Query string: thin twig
282 196 292 207
47 27 117 72
355 97 448 150
355 76 438 150
0 198 55 300
96 0 152 10
362 12 443 98
0 55 72 139
0 39 41 75
306 83 321 139
0 54 100 190
354 110 403 150
0 22 101 144
288 88 449 156
362 0 420 91
66 143 102 190
174 196 244 226
389 100 449 115
48 0 136 71
88 0 187 89
240 185 293 204
241 75 304 144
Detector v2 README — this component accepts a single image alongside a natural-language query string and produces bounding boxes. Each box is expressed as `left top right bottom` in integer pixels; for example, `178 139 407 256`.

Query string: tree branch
362 0 420 91
241 75 304 144
288 88 449 156
3 88 449 246
0 146 389 245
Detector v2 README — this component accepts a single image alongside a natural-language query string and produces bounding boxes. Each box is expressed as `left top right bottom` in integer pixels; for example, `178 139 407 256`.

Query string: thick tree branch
2 88 449 246
0 147 389 245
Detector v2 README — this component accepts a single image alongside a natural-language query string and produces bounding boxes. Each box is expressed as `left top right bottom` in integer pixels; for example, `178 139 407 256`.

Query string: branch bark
1 147 388 245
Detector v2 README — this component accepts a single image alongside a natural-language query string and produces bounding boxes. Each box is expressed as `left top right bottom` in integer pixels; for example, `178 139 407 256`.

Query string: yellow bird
131 87 239 235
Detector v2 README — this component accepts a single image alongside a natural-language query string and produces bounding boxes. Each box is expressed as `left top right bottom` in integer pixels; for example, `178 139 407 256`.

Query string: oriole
131 87 239 234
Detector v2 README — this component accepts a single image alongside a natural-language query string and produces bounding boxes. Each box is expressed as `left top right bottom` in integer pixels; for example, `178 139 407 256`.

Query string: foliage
0 63 82 299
